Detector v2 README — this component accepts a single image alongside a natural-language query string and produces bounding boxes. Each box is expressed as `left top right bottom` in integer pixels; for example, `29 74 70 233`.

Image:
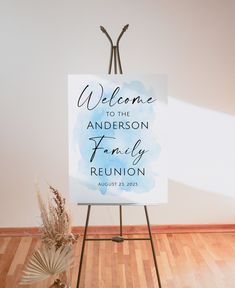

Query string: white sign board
68 75 167 204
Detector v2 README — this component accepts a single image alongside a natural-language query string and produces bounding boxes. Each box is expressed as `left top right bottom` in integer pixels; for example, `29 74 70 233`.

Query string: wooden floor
1 232 235 288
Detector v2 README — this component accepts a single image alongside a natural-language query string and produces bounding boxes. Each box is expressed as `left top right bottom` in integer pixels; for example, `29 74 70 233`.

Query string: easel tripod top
100 24 129 74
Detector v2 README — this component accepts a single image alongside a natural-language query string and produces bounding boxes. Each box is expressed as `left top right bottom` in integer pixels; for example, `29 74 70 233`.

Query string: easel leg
144 206 162 288
119 205 123 236
113 46 117 74
76 205 91 288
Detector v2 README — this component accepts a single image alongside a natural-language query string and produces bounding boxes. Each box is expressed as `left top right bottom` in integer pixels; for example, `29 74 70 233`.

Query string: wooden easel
76 25 162 288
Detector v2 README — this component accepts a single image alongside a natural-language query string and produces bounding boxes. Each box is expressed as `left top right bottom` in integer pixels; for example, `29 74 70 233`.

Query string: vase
51 269 71 288
61 269 71 287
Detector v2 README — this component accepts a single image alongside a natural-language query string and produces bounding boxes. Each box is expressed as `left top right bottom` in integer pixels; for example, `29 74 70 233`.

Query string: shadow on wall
152 179 235 224
169 97 235 199
147 98 235 224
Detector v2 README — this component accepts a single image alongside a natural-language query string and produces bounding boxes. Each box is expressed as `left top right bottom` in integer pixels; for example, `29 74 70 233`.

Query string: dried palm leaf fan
20 246 73 284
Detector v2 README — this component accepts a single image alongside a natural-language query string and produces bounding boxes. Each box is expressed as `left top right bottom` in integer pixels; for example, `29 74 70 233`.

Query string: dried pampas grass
37 186 78 249
20 245 73 284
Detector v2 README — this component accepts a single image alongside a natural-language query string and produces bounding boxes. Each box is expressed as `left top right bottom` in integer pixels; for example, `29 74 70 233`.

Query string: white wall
0 0 234 227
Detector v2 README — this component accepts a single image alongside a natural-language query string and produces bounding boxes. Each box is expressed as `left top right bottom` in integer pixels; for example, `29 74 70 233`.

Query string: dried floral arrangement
20 186 78 287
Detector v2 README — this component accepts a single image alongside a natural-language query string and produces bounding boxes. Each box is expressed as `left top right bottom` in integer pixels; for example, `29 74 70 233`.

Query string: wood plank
0 237 21 287
0 237 11 253
8 237 32 275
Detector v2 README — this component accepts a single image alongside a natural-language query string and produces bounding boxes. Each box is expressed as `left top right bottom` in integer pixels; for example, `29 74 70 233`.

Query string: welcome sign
68 75 167 204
